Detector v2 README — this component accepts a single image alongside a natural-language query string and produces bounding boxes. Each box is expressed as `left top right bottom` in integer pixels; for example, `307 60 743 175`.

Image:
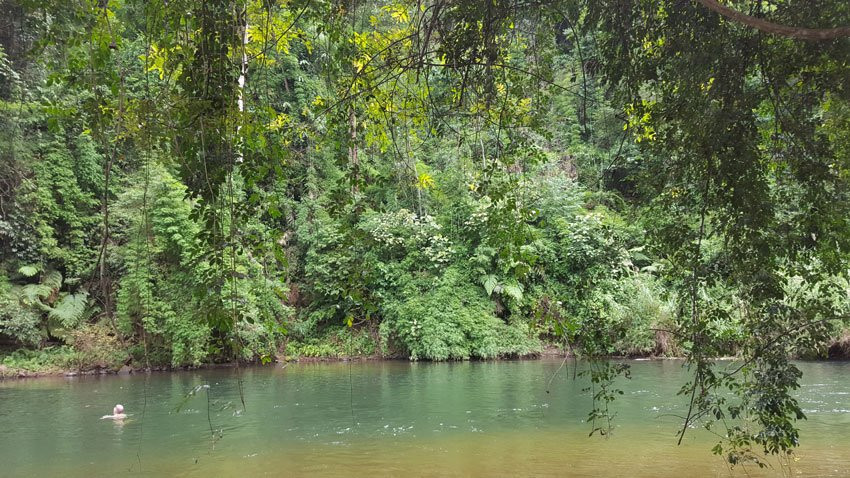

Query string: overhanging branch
697 0 850 41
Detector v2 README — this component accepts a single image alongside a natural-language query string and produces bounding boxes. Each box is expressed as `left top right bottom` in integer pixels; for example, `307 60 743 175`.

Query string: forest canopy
1 0 849 465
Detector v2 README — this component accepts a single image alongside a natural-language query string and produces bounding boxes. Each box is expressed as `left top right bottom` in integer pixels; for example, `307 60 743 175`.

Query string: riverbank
4 341 849 381
0 358 234 380
0 349 556 380
6 331 850 380
0 342 589 380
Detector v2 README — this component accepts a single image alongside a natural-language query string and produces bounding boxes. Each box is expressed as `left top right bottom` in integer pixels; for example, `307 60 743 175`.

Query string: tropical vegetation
1 0 849 464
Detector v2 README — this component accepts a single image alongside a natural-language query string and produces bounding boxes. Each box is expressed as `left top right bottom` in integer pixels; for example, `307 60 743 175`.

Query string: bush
0 346 76 374
380 267 540 360
0 302 41 347
285 326 378 359
237 319 286 362
65 323 126 370
0 324 126 374
601 274 677 356
285 339 339 358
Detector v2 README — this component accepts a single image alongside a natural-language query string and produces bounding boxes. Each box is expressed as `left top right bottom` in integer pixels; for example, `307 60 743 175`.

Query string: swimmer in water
101 404 127 420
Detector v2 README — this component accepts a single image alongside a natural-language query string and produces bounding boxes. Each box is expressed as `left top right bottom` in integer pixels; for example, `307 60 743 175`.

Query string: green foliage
64 323 126 371
381 267 540 360
601 274 677 356
285 339 341 359
582 361 631 437
48 291 91 329
0 266 94 346
0 277 42 346
114 164 210 366
17 265 38 277
21 135 102 277
2 1 850 462
285 327 378 359
112 164 292 366
0 346 77 376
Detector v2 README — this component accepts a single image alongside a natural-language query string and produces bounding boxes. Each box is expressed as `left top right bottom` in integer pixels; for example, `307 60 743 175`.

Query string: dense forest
1 0 849 463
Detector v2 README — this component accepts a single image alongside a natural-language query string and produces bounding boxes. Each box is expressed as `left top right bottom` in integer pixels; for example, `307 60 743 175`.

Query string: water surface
1 359 849 477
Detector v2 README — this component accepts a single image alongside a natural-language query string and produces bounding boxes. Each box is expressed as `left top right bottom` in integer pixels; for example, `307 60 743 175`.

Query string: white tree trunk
237 9 249 163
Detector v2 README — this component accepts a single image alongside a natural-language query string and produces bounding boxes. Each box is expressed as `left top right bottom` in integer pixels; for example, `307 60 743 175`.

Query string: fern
17 265 39 277
48 291 90 328
42 270 63 291
501 282 524 302
479 275 523 301
17 283 52 305
481 274 498 296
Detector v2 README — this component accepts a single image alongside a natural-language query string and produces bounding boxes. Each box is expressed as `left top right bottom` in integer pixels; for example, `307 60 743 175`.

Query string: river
1 359 848 477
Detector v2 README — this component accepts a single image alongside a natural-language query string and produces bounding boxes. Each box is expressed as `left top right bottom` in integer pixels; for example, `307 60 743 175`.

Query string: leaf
502 283 524 302
416 172 435 190
481 274 498 296
18 265 39 277
630 251 650 263
42 270 63 290
19 283 51 305
48 291 90 327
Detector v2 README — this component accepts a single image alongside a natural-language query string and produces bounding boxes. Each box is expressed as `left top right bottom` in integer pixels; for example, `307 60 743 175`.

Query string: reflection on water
1 360 849 477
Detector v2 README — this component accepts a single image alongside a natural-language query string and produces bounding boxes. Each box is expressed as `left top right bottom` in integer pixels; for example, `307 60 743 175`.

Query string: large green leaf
48 291 90 327
501 283 524 302
17 265 39 277
481 274 498 296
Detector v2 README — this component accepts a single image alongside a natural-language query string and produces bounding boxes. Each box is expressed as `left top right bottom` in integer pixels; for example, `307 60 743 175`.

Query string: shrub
65 323 126 370
601 274 677 356
380 267 540 360
284 326 378 359
0 346 77 374
285 338 340 358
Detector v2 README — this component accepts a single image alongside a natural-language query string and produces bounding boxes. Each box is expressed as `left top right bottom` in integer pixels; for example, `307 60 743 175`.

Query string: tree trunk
349 106 359 194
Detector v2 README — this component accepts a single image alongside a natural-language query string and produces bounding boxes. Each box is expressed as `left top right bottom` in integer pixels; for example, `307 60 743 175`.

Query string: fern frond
17 283 52 305
17 265 39 277
42 270 63 291
502 283 524 302
481 274 498 296
48 291 90 327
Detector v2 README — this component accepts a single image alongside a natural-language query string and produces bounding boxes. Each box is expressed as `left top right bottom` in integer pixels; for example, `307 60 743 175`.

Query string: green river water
1 359 849 477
